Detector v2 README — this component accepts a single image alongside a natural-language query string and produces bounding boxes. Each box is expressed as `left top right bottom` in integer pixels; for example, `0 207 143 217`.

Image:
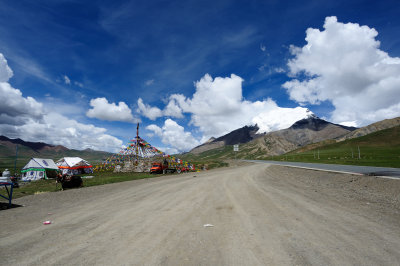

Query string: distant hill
190 115 356 156
337 116 400 141
190 125 261 154
0 136 112 170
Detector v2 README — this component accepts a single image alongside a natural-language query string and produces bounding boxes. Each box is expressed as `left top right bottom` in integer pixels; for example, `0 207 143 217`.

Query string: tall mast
136 123 139 162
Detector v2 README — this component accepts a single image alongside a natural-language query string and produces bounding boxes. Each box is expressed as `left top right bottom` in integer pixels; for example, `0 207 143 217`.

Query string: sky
0 0 400 154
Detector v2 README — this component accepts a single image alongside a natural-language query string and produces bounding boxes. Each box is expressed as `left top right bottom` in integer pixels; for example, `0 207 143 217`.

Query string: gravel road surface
1 163 399 265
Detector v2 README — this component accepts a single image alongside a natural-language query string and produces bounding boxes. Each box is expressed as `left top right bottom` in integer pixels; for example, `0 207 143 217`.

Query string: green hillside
184 126 400 168
263 125 400 168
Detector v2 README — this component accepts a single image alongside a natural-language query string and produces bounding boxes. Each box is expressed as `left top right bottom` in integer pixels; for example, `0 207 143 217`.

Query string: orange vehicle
150 160 176 174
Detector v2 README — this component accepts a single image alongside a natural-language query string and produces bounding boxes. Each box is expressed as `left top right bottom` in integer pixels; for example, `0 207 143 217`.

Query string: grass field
7 171 156 199
262 126 400 168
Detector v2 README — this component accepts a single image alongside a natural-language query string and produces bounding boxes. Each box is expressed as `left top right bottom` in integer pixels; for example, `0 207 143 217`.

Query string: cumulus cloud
0 82 44 125
0 53 44 125
0 112 123 152
146 119 201 152
137 98 163 120
87 97 138 123
137 98 183 120
140 74 311 142
0 53 13 82
0 52 123 152
283 16 400 126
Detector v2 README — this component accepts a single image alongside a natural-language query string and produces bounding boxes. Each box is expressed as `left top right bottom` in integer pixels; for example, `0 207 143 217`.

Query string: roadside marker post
233 144 239 160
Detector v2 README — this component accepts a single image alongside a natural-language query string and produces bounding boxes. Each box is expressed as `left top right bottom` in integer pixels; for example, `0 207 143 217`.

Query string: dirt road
1 164 399 265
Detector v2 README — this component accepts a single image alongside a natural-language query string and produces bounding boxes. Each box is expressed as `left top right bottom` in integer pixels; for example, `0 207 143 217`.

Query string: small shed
56 157 93 175
21 158 59 181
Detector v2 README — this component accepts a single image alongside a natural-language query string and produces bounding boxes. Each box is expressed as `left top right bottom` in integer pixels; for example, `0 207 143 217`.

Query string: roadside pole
233 144 239 164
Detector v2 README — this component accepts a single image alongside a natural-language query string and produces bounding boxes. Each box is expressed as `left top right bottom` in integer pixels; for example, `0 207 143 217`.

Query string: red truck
150 161 176 174
150 160 191 174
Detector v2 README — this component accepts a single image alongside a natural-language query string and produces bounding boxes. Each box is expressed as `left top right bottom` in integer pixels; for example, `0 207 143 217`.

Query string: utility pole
351 148 354 159
358 146 361 159
318 149 320 160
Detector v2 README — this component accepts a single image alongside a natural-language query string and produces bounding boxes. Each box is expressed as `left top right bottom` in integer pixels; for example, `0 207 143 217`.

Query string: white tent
21 158 59 181
56 157 93 175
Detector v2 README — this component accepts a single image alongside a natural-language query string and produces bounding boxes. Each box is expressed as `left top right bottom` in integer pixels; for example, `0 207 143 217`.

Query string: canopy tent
56 157 93 175
21 158 59 181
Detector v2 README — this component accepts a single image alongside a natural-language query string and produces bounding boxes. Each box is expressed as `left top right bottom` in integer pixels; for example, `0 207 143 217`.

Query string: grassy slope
263 125 400 168
186 126 400 168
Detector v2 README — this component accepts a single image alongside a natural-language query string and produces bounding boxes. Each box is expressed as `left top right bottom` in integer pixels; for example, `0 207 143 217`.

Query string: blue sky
1 0 399 153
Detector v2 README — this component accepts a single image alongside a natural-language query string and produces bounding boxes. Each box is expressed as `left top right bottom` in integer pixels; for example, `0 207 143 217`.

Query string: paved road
1 164 399 265
245 160 400 178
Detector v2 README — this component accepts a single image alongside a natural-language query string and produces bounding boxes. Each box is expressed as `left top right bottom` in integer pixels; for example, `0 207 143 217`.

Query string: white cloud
140 74 311 142
0 53 44 125
145 79 154 86
0 112 123 152
274 67 285 73
163 97 184 118
0 53 123 152
146 124 162 136
0 53 13 82
170 74 310 141
63 75 71 85
0 82 44 125
260 44 266 52
137 98 163 120
283 16 400 126
74 81 84 88
87 97 138 123
137 98 183 120
146 119 200 152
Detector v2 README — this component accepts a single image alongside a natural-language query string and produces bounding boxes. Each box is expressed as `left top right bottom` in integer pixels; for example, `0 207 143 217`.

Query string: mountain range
189 115 400 158
0 136 111 170
1 115 400 170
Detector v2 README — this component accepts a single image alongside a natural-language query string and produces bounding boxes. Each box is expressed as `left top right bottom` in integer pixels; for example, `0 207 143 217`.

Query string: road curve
245 160 400 178
1 164 399 265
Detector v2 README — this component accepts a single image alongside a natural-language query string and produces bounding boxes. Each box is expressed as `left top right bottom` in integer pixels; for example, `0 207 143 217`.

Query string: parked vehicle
150 160 176 174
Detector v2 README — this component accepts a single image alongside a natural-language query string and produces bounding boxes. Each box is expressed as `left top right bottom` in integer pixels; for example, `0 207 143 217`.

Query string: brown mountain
337 116 400 142
190 116 357 156
250 116 357 156
190 125 262 154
